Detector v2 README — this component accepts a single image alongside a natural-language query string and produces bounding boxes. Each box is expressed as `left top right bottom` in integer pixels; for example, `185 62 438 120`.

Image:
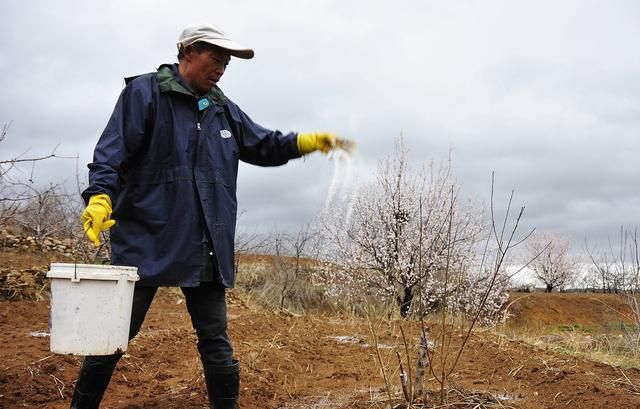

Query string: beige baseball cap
177 24 254 59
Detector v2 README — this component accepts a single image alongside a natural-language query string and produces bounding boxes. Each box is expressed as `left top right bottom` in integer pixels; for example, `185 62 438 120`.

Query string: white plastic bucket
47 263 139 355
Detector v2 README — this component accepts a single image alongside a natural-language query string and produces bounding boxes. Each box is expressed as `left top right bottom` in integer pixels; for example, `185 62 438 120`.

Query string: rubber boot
204 359 240 409
70 355 120 409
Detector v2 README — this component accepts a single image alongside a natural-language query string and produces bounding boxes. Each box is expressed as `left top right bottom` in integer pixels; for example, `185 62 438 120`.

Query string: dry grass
234 253 327 314
539 331 639 368
354 383 518 409
496 292 640 368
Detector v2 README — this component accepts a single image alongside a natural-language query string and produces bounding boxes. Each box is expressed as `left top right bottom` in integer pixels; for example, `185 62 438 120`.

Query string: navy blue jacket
83 64 300 287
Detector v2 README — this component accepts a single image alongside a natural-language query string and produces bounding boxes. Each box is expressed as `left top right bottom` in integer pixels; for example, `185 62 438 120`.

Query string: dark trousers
75 281 233 403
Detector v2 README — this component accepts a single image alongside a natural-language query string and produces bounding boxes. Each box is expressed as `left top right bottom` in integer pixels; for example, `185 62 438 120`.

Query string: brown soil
0 248 71 271
1 249 640 408
506 292 635 331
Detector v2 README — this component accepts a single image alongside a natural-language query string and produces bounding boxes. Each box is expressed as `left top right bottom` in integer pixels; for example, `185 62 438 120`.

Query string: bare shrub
0 122 60 229
588 227 640 347
12 183 76 250
236 228 326 313
234 224 268 278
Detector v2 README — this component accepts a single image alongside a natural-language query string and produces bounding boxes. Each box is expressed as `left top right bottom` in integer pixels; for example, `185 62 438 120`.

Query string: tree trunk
397 286 414 318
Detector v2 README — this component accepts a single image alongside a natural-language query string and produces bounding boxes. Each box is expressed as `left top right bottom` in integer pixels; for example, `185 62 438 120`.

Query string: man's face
182 45 231 95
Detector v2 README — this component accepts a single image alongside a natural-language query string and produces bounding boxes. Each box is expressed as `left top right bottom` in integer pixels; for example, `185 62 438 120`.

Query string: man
75 24 351 409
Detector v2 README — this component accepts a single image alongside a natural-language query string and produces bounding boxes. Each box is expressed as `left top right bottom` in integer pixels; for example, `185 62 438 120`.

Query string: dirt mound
506 292 634 331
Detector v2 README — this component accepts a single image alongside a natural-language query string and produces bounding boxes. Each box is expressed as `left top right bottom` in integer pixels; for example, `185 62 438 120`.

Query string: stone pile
0 266 49 301
0 232 77 257
0 231 93 301
0 227 119 300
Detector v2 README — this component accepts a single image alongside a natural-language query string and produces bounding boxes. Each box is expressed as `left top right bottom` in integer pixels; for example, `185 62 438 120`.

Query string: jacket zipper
194 101 222 283
196 98 202 131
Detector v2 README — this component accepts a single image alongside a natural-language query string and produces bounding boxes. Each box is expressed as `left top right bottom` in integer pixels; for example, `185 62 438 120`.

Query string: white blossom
315 137 510 322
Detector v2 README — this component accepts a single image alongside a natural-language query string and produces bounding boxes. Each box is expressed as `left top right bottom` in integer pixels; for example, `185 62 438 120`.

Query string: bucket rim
49 263 138 271
47 263 139 282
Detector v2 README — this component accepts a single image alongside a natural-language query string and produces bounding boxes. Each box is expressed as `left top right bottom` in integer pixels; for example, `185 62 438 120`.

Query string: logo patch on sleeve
220 130 232 139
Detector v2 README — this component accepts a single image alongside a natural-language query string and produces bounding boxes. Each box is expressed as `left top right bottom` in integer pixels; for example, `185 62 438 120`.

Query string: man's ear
182 44 195 61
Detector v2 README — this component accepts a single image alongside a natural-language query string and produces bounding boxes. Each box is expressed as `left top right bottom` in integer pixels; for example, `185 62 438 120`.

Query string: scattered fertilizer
324 149 357 226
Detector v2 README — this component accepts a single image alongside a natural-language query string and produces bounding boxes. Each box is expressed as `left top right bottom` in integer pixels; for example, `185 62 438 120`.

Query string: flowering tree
317 138 508 319
527 232 577 292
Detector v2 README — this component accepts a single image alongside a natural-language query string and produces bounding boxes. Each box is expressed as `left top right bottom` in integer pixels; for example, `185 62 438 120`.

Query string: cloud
1 0 639 250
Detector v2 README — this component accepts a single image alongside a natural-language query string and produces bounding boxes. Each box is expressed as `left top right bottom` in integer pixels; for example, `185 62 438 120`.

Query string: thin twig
367 307 394 403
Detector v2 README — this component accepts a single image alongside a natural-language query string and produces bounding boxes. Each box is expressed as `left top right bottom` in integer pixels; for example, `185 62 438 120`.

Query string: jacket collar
156 64 226 105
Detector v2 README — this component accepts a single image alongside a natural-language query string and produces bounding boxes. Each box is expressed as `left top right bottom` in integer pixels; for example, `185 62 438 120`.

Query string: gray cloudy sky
1 0 639 250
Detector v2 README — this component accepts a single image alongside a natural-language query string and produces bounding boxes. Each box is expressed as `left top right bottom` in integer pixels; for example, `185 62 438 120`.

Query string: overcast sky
1 0 639 253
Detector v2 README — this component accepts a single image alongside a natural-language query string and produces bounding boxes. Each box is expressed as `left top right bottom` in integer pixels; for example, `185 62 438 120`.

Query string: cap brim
202 39 254 59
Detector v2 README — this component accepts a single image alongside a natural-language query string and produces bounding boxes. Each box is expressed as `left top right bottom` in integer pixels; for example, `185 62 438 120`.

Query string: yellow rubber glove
297 132 355 155
81 194 116 247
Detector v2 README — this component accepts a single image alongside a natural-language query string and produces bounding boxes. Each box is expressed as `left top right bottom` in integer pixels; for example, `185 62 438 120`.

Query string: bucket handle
72 225 110 282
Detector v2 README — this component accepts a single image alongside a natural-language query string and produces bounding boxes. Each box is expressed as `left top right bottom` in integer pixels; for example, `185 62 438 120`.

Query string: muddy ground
2 296 640 409
1 249 640 408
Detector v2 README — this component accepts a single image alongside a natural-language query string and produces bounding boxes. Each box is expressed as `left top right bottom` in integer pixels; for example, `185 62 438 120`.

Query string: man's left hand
297 132 355 155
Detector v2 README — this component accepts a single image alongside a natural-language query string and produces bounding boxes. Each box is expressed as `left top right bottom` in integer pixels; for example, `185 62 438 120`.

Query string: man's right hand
82 194 116 247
